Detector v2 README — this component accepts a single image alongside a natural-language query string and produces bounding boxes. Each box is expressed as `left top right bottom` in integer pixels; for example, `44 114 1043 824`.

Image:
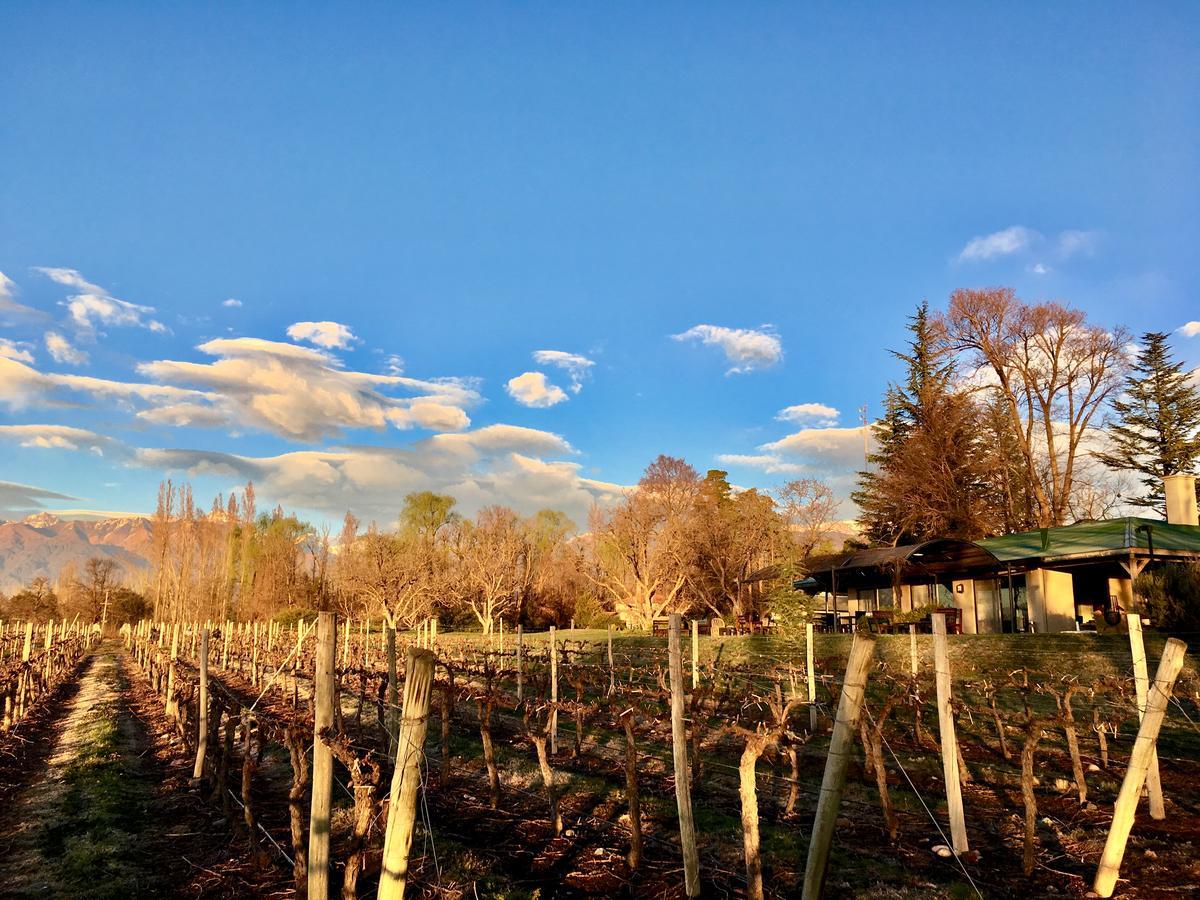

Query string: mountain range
0 514 155 594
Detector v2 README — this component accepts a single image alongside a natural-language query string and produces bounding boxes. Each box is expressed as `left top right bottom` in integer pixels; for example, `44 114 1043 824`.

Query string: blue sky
1 2 1198 528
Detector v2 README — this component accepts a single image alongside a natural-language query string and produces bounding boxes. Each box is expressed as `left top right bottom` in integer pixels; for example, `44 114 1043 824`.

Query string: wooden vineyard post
801 631 876 900
222 622 230 670
166 623 180 722
1127 614 1165 819
669 614 701 897
550 626 558 755
516 624 524 701
386 625 399 761
691 618 699 689
933 612 969 854
806 622 817 732
307 612 337 898
1093 638 1188 897
430 617 437 647
909 624 919 676
607 624 615 696
193 628 210 781
378 647 436 900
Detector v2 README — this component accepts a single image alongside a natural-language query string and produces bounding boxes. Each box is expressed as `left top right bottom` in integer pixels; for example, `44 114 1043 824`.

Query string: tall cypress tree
853 302 999 545
1094 331 1200 511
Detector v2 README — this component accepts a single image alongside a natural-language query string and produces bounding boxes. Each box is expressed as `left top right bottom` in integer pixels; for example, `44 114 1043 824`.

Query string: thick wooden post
909 624 919 676
669 614 701 897
516 624 524 700
1093 638 1187 897
691 618 699 689
1127 614 1165 819
378 647 436 900
193 629 210 781
549 626 558 755
806 622 817 732
801 631 876 900
307 612 337 898
933 612 969 854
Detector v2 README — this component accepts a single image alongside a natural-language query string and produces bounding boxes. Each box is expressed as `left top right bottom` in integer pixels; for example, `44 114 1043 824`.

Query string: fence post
1127 614 1165 819
801 631 876 900
307 611 337 898
378 647 436 900
933 612 969 854
193 628 209 781
550 626 558 755
386 626 399 761
806 622 817 732
909 624 919 677
517 624 524 701
166 623 180 721
608 624 615 696
669 613 701 897
1093 638 1187 897
691 618 699 689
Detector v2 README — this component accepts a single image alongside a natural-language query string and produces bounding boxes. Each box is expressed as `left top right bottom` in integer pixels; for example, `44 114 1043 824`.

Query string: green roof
977 517 1200 563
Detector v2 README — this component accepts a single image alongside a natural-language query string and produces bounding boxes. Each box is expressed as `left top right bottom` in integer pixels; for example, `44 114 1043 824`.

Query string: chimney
1163 474 1199 526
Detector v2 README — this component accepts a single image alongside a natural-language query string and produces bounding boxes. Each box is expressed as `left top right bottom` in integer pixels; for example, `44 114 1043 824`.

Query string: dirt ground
0 644 270 899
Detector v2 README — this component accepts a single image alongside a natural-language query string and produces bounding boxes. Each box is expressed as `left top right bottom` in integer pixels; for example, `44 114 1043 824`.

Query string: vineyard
1 616 1198 899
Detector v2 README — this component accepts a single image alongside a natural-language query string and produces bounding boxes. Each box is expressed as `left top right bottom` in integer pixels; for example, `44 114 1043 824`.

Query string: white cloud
958 226 1039 262
1056 230 1099 259
0 425 118 454
1030 262 1051 276
0 479 77 518
35 267 167 334
672 324 783 374
222 298 243 308
0 355 205 412
532 350 595 393
775 403 839 427
0 338 34 363
136 337 477 440
44 331 89 365
134 424 617 526
382 354 405 375
1178 322 1200 338
715 453 807 475
0 270 42 320
760 425 871 471
286 320 357 349
506 371 568 408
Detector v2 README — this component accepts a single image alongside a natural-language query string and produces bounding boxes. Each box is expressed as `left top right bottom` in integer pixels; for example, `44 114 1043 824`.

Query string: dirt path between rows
0 644 265 899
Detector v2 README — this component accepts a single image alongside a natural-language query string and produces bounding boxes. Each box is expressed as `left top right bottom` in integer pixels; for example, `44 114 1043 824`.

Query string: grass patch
35 662 155 900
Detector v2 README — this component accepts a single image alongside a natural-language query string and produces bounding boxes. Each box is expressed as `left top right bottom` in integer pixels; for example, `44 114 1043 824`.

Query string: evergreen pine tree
1094 331 1200 511
853 302 1000 545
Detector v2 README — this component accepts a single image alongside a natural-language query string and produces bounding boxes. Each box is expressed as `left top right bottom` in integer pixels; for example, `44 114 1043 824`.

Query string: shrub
1133 563 1200 632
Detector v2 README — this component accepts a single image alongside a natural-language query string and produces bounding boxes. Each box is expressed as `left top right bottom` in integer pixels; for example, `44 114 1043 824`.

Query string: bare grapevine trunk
479 696 501 809
1021 721 1047 876
622 715 643 870
739 734 770 900
285 727 309 895
531 733 562 836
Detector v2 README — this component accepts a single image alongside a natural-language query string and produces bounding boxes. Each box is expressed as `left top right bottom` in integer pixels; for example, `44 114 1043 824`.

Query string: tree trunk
739 735 769 900
622 715 643 870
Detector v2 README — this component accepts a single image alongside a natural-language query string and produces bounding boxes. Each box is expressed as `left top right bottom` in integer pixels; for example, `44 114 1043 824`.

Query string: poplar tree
1094 331 1200 512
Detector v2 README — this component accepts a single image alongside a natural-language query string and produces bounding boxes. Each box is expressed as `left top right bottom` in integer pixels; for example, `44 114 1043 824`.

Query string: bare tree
941 288 1129 526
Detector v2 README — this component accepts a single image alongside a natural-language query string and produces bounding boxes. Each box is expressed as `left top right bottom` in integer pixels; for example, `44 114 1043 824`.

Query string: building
802 474 1200 633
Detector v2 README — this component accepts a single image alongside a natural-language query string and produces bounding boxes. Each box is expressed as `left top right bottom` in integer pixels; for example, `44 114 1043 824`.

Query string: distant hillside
0 513 155 593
